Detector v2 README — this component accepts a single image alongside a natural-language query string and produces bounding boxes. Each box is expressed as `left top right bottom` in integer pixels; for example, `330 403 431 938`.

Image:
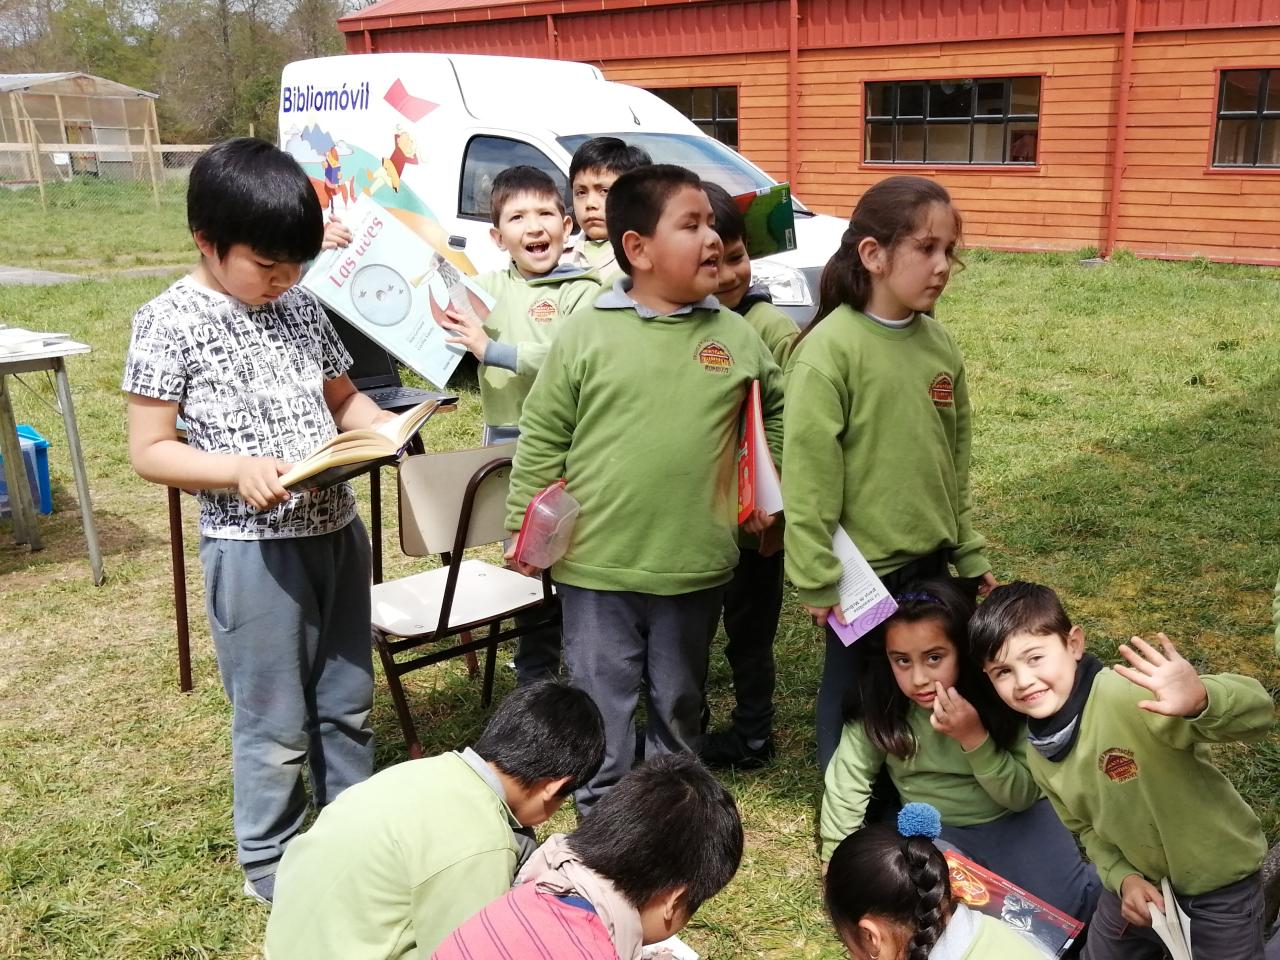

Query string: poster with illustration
301 194 493 388
279 55 476 275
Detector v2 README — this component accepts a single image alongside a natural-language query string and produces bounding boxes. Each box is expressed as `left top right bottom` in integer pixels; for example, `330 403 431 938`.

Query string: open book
279 396 453 491
943 849 1084 958
1148 878 1193 960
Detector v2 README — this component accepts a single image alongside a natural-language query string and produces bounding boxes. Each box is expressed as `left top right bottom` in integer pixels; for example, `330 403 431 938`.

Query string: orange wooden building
338 0 1280 265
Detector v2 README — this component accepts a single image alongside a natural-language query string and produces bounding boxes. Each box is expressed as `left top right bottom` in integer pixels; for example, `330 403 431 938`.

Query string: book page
1147 878 1192 960
748 381 783 515
641 935 698 960
829 526 898 646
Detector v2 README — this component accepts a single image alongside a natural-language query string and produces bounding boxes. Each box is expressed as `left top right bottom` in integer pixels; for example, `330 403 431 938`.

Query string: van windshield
557 133 811 214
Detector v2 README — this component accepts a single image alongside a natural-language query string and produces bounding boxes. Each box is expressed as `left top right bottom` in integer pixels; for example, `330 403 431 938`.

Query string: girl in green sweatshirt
821 581 1099 923
780 176 996 772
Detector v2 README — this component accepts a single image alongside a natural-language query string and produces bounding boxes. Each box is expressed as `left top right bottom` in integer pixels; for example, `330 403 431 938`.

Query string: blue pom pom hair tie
897 802 943 840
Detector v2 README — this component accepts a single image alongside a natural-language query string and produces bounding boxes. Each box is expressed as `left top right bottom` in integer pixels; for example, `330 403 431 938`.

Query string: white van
278 52 845 324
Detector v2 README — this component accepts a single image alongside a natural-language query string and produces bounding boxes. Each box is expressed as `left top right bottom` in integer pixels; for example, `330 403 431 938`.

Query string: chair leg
480 619 501 708
373 629 425 760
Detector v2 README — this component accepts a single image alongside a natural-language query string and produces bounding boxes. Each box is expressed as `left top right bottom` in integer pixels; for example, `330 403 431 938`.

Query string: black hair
187 137 323 263
703 182 746 246
489 164 565 228
568 136 653 185
472 681 605 796
844 579 1021 756
566 754 743 914
605 163 702 275
800 175 960 342
969 581 1075 666
825 823 952 960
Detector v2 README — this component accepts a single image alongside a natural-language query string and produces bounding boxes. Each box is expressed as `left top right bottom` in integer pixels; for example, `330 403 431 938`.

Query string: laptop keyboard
363 386 430 406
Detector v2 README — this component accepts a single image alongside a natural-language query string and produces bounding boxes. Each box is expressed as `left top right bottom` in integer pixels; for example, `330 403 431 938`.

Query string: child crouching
432 754 744 959
971 582 1275 959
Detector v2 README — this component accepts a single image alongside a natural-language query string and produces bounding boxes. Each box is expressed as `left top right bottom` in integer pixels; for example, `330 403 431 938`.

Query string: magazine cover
732 182 797 259
301 194 493 388
943 850 1084 958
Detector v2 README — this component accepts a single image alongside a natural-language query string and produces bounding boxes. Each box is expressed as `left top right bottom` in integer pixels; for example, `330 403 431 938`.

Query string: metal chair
370 443 558 758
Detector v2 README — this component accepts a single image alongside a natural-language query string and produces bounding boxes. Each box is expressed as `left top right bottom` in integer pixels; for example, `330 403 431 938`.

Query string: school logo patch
528 298 558 325
1098 748 1139 783
696 339 733 373
930 373 955 408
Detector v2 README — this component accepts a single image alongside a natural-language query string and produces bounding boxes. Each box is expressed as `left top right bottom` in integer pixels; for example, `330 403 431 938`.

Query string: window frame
643 84 741 149
1206 67 1280 173
859 72 1044 173
456 133 569 223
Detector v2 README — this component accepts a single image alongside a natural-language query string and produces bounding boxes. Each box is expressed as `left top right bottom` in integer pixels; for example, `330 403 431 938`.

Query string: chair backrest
398 442 517 556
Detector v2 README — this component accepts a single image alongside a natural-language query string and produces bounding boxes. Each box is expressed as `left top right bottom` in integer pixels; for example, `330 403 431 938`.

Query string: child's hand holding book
234 455 293 509
437 306 490 361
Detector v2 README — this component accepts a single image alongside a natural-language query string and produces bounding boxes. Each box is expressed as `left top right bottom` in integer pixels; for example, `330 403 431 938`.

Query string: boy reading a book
122 137 395 902
264 682 606 960
504 164 785 813
970 581 1275 960
431 754 743 960
562 136 652 282
696 182 799 771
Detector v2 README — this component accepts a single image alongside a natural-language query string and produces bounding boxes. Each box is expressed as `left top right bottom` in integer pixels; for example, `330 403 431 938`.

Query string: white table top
0 339 91 368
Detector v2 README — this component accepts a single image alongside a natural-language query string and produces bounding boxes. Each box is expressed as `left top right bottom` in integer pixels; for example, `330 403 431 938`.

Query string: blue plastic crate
0 425 52 516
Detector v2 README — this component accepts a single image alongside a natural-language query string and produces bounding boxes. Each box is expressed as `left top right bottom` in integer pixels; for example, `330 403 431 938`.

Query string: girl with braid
825 803 1049 959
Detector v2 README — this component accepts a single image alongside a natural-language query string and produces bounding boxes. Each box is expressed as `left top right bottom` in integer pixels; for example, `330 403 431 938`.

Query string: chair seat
371 558 549 637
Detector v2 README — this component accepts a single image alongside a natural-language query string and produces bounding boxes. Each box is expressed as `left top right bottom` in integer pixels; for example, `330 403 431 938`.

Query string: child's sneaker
242 874 275 904
696 729 774 770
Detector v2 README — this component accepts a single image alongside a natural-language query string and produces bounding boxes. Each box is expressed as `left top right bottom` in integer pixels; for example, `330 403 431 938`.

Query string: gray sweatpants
1083 871 1265 960
558 582 725 813
200 518 374 881
939 798 1102 923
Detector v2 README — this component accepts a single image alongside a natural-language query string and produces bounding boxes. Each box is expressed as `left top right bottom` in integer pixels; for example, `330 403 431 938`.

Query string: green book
733 182 797 259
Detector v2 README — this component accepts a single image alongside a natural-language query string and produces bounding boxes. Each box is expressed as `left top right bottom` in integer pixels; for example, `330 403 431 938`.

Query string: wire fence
0 146 210 272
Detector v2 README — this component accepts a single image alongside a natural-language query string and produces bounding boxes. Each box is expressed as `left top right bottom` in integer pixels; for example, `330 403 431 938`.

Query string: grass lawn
1 232 1278 958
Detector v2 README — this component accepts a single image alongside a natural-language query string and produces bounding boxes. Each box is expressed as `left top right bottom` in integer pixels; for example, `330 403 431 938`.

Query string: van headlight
751 260 813 307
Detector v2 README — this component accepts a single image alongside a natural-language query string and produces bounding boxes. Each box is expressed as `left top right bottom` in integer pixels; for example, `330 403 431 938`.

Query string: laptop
327 310 457 412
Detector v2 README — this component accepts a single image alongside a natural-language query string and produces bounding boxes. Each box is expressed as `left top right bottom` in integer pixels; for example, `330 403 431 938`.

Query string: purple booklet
829 526 897 645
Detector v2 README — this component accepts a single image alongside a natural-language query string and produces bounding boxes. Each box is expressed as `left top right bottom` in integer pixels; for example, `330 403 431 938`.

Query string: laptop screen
325 310 399 389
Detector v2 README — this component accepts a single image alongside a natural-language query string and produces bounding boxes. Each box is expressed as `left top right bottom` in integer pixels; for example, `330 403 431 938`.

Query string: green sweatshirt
564 236 624 284
505 288 784 595
740 298 799 369
781 305 989 606
1029 668 1272 896
820 707 1041 861
264 751 524 960
475 264 601 429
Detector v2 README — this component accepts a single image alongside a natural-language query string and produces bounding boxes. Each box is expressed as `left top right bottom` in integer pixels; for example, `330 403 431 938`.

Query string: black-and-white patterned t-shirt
122 276 357 540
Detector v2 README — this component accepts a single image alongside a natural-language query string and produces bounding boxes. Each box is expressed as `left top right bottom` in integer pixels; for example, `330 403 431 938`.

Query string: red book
736 380 782 524
942 849 1084 958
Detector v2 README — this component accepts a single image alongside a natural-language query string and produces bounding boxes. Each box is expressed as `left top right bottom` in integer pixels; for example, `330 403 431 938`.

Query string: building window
1213 69 1280 167
649 87 738 149
864 77 1040 165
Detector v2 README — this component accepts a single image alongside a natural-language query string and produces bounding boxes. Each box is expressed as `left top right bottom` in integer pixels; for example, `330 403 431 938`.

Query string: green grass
0 178 192 275
1 243 1278 959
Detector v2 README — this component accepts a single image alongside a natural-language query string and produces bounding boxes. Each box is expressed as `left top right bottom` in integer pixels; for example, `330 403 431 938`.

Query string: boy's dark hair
845 579 1022 754
473 681 605 796
605 163 702 276
187 137 323 263
703 182 746 246
825 823 952 960
969 581 1074 665
489 165 565 227
568 136 652 186
566 754 743 914
801 175 961 342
